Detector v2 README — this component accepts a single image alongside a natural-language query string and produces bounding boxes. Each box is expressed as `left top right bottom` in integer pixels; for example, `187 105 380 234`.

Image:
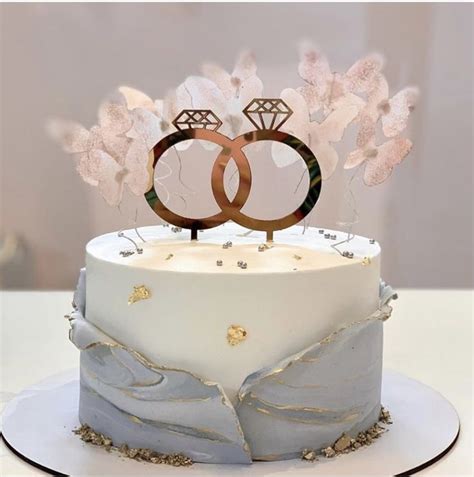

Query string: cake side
84 224 381 400
69 270 393 463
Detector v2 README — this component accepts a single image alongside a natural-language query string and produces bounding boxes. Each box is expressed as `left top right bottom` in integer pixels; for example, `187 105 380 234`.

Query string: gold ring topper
145 98 322 241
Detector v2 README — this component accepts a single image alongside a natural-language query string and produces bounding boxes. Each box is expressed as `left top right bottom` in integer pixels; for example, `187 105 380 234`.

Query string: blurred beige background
0 2 473 289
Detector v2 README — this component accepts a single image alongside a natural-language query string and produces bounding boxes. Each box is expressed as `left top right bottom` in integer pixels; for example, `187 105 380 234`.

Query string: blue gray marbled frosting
69 268 395 464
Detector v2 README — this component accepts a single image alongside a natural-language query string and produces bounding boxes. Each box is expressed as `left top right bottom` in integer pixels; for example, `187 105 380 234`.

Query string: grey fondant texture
70 313 251 464
69 271 393 464
235 308 390 460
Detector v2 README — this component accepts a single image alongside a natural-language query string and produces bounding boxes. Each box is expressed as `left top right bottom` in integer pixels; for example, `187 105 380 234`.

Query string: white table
1 290 472 476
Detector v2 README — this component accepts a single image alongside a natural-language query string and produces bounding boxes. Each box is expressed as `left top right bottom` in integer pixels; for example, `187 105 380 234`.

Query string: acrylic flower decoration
48 89 162 206
344 69 419 185
49 46 418 208
201 50 264 137
272 88 360 179
273 42 418 186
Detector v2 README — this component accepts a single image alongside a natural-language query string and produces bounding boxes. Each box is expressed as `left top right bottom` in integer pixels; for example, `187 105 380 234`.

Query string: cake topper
48 45 418 238
145 98 322 241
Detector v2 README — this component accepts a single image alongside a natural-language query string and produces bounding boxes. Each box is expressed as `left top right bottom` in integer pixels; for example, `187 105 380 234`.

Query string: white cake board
1 369 459 476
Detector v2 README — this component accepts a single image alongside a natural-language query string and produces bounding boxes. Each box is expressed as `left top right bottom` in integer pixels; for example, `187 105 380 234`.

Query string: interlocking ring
145 101 322 239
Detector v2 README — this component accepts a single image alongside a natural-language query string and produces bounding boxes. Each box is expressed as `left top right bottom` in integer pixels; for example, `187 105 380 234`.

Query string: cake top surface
86 224 380 274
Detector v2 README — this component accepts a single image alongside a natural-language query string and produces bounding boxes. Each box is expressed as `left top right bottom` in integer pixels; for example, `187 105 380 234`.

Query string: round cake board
1 369 459 476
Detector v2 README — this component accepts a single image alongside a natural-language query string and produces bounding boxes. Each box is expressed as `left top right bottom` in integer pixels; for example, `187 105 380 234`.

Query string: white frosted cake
52 45 416 466
68 224 395 463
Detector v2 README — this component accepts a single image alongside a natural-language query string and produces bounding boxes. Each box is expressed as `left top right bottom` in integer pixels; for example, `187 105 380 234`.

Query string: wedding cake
51 45 417 465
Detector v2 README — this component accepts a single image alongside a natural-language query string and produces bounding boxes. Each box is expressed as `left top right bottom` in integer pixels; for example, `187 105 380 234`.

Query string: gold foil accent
293 254 302 260
299 406 393 462
165 253 174 260
73 425 193 466
128 285 151 305
362 256 372 266
227 325 248 346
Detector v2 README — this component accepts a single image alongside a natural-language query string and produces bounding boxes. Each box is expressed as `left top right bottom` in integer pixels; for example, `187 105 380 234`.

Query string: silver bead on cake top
216 260 223 266
223 241 233 249
237 260 247 269
369 238 376 244
318 229 325 234
119 250 135 258
342 251 354 259
330 234 337 240
171 226 182 233
324 233 330 239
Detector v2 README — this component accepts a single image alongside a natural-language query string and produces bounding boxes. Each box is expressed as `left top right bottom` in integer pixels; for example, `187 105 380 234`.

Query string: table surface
1 289 472 476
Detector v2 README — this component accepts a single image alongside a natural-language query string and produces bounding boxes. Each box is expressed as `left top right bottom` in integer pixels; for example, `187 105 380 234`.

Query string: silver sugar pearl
240 262 248 269
223 241 233 249
318 229 325 234
369 238 376 244
119 250 135 257
171 226 182 233
237 260 244 267
324 233 331 239
136 248 143 254
258 244 266 252
216 260 223 266
330 234 337 240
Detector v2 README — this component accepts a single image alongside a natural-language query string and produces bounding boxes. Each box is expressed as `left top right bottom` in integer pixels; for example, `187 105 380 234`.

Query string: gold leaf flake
334 433 351 451
293 254 302 260
73 425 192 466
362 256 372 266
165 253 174 260
128 285 151 305
227 325 248 346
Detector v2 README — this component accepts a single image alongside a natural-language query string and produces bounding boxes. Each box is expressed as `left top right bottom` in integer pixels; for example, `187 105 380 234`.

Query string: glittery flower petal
271 89 310 168
333 91 366 117
76 152 99 186
89 149 124 206
313 142 339 180
297 84 321 114
123 139 151 196
382 87 419 137
101 131 131 164
183 76 227 119
363 137 412 186
201 62 233 99
344 53 385 93
356 114 376 149
238 75 264 112
365 73 389 119
98 96 133 160
98 97 132 134
298 42 331 99
232 50 258 81
46 119 90 154
315 104 359 143
129 108 163 149
344 148 367 170
118 86 156 112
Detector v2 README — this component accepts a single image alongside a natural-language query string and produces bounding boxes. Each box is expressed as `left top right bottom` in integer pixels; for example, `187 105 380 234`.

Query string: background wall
1 2 473 289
